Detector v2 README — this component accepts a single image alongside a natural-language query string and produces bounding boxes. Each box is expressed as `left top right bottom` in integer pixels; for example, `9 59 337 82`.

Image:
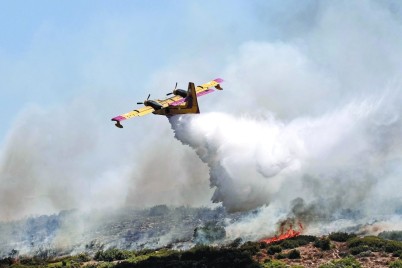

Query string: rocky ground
264 241 401 268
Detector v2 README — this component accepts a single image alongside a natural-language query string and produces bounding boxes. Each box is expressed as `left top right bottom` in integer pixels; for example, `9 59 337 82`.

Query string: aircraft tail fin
186 82 200 113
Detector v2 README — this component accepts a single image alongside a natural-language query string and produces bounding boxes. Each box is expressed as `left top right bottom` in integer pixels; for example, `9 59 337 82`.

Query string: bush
378 231 402 242
117 246 260 268
393 250 402 258
314 238 331 251
319 257 361 268
389 260 402 268
276 253 287 259
267 245 282 255
385 241 402 253
0 257 13 266
75 253 91 262
287 249 301 259
240 241 261 255
329 232 357 242
347 236 385 252
347 236 402 254
94 248 132 261
262 259 287 268
349 245 371 255
229 238 243 248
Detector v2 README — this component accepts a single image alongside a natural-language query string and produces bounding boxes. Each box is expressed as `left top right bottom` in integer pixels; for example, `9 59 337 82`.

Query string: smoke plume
1 0 402 245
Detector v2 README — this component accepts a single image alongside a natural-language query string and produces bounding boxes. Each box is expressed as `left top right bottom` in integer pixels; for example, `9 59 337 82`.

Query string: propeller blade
137 102 143 105
147 94 151 100
174 82 177 90
166 93 173 96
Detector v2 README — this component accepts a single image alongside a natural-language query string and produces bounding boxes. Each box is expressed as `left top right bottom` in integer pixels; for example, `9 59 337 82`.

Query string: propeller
137 94 151 104
166 82 178 96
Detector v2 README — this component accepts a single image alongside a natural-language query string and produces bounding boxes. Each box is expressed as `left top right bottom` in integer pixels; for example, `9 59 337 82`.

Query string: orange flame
260 220 304 244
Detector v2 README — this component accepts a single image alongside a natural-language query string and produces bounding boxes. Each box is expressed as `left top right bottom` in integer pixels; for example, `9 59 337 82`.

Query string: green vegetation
328 232 357 242
94 249 133 262
314 237 331 250
116 245 260 268
2 233 402 268
378 231 402 242
319 257 362 268
261 259 287 268
287 249 301 259
266 245 282 255
389 260 402 268
240 241 262 255
270 235 317 249
347 236 402 255
273 249 301 260
393 250 402 258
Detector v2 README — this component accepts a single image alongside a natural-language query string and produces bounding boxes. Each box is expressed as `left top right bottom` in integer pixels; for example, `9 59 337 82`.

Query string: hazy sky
0 0 253 140
0 0 335 141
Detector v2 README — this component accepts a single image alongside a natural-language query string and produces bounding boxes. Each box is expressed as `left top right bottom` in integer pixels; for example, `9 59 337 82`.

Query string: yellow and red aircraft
111 78 224 128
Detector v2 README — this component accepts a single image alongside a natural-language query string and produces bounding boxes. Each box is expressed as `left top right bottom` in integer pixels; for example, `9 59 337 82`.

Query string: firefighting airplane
111 78 224 128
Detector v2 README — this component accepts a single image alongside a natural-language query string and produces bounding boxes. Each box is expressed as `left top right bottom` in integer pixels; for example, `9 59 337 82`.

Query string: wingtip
111 118 124 128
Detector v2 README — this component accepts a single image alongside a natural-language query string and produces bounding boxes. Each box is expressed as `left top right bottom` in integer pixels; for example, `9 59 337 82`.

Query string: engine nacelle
173 89 188 98
144 100 164 110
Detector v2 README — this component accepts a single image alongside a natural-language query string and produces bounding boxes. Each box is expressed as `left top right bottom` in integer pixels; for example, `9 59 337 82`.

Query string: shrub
229 238 243 248
262 259 287 268
314 238 331 251
267 245 282 255
349 245 370 255
94 248 131 261
378 231 402 242
288 249 301 259
0 257 13 266
389 260 402 268
347 236 402 254
240 241 261 255
385 241 402 253
347 236 385 252
329 232 357 242
276 253 287 259
280 240 299 249
393 250 402 258
356 250 372 257
75 253 91 262
118 246 260 268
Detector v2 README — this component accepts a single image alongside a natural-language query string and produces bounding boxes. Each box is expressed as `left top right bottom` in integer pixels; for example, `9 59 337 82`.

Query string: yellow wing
111 106 155 127
122 106 155 118
156 95 184 107
196 78 224 94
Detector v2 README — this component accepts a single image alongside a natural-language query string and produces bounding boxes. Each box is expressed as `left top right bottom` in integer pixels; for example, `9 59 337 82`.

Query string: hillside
1 232 402 268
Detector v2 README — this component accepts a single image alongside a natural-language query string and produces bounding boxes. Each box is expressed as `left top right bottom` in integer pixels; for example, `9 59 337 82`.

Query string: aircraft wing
196 78 224 94
111 106 154 128
157 78 224 106
156 95 183 107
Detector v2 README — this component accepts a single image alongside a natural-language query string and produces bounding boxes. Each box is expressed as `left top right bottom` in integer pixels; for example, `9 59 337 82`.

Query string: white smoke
169 95 400 207
169 92 402 239
1 0 402 243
